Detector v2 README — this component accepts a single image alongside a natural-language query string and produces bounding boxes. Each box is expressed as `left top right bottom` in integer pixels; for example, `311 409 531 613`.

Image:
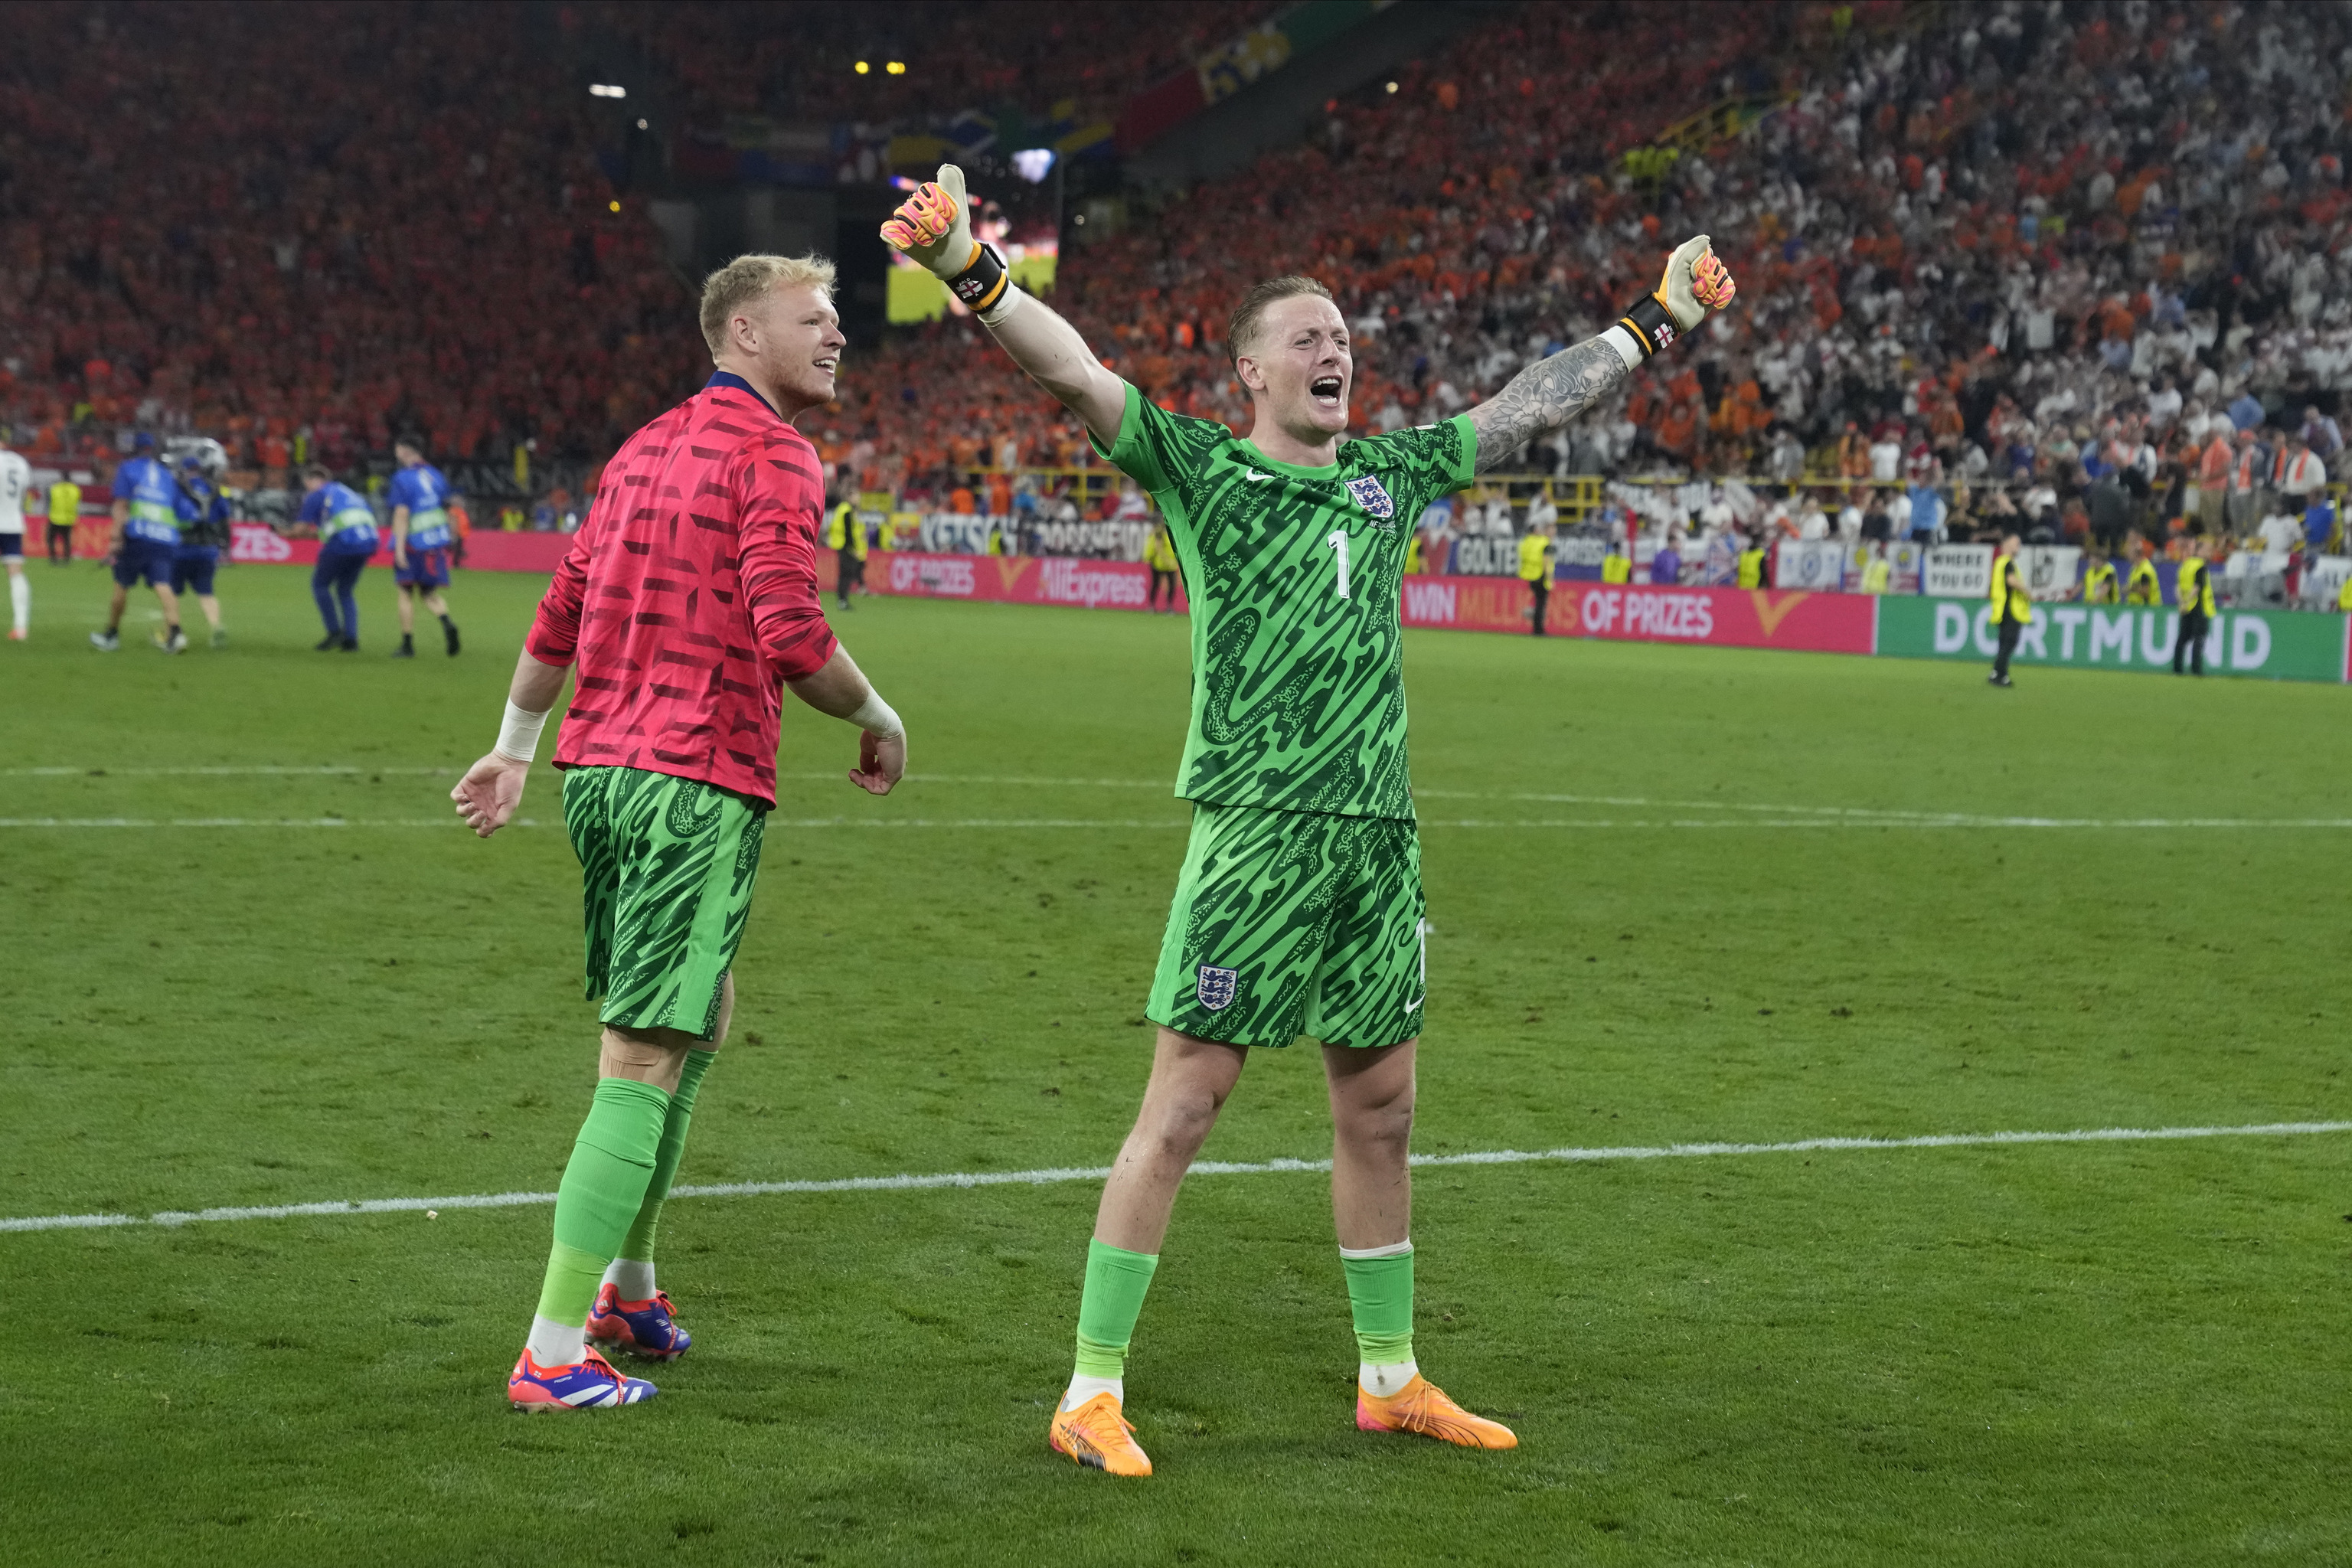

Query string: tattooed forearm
1466 336 1630 474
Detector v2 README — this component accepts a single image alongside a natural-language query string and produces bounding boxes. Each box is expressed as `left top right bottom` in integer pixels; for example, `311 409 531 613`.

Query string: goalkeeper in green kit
884 166 1736 1475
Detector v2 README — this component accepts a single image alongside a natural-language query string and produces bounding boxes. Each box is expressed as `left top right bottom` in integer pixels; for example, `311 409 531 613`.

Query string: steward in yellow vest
828 501 865 609
1517 525 1558 636
2082 557 2118 603
1988 534 2030 687
2124 556 2161 605
1736 542 1768 588
2172 552 2213 675
1145 520 1179 612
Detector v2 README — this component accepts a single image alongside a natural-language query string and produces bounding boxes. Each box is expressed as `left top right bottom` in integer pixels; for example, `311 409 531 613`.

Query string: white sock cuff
524 1313 586 1367
1338 1239 1413 1260
601 1257 657 1300
1061 1373 1123 1411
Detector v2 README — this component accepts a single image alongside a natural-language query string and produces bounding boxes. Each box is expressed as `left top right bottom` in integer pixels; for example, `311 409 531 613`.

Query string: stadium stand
0 2 703 488
9 0 2352 582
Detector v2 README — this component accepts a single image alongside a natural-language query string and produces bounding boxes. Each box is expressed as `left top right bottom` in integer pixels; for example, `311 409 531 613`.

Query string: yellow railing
1652 92 1798 156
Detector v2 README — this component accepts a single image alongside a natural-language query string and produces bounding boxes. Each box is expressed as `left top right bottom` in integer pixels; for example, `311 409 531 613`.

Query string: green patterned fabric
1094 386 1475 821
1146 801 1424 1049
561 765 766 1040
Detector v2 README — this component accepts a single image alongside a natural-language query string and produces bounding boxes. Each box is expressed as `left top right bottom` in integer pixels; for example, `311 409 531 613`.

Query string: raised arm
982 287 1129 446
1467 235 1738 475
1467 337 1634 476
881 164 1127 444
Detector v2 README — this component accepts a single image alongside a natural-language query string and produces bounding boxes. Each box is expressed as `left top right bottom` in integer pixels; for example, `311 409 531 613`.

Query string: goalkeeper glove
1614 234 1737 358
880 162 1013 316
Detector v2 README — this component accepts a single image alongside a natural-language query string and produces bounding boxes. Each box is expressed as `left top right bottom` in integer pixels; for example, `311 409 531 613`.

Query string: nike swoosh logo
1403 995 1423 1013
1243 469 1276 482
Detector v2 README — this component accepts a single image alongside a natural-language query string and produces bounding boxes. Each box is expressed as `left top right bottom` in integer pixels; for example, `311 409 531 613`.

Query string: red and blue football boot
506 1345 657 1411
586 1282 693 1361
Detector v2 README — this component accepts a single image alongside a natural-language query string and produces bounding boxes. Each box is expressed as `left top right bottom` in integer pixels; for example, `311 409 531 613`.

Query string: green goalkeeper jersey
1095 385 1475 821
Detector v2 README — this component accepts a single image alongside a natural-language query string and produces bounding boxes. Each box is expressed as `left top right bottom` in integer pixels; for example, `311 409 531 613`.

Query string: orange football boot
1048 1392 1153 1476
1354 1374 1517 1449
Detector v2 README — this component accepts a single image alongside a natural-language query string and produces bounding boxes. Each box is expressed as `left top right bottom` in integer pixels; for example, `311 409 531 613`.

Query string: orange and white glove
1658 234 1736 328
1611 235 1737 361
880 163 977 279
880 162 1015 318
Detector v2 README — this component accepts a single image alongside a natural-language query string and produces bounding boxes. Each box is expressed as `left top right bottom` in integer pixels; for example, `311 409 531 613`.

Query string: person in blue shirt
92 433 186 652
387 436 461 658
172 455 233 648
2303 496 2337 555
298 464 379 651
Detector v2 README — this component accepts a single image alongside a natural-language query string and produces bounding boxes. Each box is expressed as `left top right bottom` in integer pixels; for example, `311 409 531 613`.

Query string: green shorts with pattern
1146 802 1424 1050
561 765 767 1041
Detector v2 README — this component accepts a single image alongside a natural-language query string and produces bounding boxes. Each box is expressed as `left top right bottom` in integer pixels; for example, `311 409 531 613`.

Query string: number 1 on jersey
1326 530 1350 600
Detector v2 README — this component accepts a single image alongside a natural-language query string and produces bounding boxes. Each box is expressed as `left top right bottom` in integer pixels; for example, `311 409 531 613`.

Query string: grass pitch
2 560 2348 1566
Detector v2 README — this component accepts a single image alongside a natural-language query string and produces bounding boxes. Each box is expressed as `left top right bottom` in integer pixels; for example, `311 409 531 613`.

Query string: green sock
532 1077 671 1327
619 1049 716 1263
1341 1247 1415 1366
1073 1239 1160 1378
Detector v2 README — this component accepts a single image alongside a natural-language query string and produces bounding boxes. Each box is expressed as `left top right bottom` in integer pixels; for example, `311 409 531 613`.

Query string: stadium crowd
0 2 708 482
839 0 2352 579
11 0 2352 596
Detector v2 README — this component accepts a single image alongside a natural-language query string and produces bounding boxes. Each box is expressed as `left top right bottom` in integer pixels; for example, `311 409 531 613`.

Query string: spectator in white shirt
1868 432 1903 482
2256 510 2304 570
2278 435 2328 511
1795 492 1830 540
1837 493 1864 541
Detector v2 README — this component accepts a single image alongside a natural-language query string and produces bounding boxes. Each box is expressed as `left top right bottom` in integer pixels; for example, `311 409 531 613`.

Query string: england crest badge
1196 965 1240 1011
1344 474 1395 522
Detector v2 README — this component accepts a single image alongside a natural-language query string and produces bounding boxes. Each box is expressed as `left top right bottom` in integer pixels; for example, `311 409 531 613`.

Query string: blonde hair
1227 274 1334 367
699 253 837 361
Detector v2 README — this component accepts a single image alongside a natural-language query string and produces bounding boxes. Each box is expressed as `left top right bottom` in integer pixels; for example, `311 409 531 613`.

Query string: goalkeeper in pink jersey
451 254 910 1412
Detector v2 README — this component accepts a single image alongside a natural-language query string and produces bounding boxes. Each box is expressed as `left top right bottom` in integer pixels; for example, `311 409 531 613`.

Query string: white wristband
1601 323 1645 371
978 286 1024 328
846 691 903 740
493 700 551 763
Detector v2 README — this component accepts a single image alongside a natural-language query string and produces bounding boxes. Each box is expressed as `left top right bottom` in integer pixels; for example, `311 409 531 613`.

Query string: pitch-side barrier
835 551 2352 683
201 537 2350 684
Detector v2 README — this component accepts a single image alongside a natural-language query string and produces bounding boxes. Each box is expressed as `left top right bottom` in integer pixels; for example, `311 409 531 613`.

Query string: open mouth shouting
1309 374 1344 409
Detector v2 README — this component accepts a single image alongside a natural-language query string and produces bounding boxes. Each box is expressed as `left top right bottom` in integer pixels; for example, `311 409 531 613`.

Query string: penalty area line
6 1119 2348 1236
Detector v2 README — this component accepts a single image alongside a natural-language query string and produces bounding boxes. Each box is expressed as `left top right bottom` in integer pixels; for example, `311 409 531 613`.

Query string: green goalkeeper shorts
1145 802 1425 1050
561 765 767 1041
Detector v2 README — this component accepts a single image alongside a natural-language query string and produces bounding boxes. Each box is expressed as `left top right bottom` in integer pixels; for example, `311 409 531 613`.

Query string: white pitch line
0 818 547 829
6 1119 2347 1236
7 815 2351 832
1 766 454 777
20 767 2350 831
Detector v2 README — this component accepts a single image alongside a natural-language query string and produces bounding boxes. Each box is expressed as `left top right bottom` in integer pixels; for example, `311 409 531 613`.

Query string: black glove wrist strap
1615 293 1679 358
948 241 1010 312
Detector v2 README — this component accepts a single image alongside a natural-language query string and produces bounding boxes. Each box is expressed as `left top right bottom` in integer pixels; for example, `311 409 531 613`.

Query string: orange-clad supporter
949 483 977 515
1656 400 1699 458
1838 425 1871 479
